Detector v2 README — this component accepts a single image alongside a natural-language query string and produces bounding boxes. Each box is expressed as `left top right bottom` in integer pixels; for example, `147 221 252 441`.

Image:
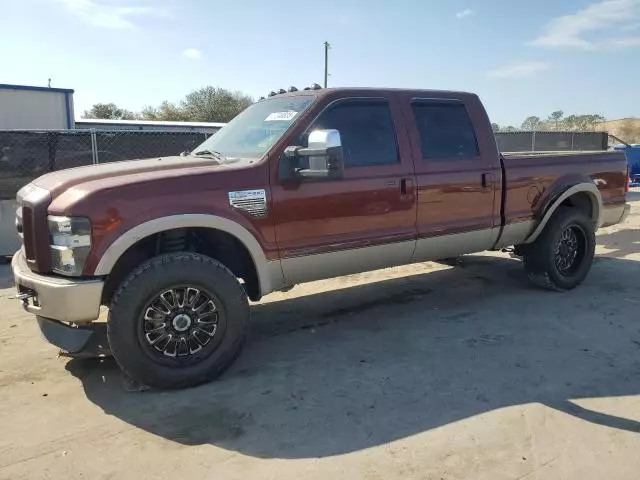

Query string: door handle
481 173 491 191
400 178 414 195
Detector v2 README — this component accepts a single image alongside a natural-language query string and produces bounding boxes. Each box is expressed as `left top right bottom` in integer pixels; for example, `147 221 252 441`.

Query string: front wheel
521 206 596 291
107 252 249 389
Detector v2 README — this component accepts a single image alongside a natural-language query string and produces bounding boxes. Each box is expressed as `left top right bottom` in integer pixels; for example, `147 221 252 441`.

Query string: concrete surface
1 190 639 480
0 200 20 256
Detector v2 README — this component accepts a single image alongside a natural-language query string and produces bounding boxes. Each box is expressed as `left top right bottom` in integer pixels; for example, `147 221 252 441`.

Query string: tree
548 110 564 130
139 87 254 123
82 103 136 120
491 123 501 132
562 114 606 131
503 125 518 132
521 116 541 131
139 101 189 122
180 87 254 123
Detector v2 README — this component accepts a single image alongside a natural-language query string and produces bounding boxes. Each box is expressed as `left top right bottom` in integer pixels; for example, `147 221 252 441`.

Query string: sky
2 0 640 127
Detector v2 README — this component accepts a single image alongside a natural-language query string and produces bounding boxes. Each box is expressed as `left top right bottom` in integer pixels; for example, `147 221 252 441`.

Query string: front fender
92 214 284 296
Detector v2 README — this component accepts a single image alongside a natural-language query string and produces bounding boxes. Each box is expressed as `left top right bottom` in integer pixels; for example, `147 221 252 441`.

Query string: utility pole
323 41 330 88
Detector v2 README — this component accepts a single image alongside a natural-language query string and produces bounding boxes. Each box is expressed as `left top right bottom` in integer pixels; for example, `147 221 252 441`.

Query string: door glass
411 102 479 160
310 101 398 167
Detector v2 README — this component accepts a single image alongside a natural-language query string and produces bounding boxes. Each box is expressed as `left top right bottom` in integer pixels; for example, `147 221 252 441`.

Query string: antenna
323 41 331 88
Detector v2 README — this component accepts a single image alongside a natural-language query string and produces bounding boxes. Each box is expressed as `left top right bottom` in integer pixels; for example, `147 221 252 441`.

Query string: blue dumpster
613 144 640 186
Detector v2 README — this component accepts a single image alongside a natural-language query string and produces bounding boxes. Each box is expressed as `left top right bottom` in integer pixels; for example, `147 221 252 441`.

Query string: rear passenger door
400 96 500 261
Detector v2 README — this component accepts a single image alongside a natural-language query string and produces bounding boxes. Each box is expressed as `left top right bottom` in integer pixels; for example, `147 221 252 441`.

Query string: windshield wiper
192 149 228 162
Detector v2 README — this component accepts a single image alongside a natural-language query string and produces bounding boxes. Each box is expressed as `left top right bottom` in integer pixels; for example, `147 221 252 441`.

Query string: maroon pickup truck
12 87 630 388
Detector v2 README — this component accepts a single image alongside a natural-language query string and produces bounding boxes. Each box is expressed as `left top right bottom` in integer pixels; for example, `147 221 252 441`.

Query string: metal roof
76 118 226 127
0 83 74 94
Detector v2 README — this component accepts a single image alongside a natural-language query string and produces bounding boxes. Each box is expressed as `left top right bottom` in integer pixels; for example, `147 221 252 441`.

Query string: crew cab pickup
12 87 630 388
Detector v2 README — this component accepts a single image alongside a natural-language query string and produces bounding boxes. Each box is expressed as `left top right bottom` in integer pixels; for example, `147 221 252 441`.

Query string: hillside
598 118 640 143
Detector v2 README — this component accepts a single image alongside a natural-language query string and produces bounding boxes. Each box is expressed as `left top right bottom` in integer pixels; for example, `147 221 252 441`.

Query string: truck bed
500 150 627 228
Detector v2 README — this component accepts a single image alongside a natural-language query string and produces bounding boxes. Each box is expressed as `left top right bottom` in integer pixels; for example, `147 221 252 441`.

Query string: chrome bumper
11 250 104 323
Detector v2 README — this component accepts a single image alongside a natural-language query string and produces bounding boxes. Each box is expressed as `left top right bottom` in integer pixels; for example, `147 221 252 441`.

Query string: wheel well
101 227 261 304
559 192 595 221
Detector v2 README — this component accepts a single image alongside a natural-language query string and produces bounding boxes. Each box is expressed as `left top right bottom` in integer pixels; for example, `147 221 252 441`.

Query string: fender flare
524 183 602 244
93 214 283 296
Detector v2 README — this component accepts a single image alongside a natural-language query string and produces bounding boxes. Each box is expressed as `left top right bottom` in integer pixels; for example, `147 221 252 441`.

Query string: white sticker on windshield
264 111 298 122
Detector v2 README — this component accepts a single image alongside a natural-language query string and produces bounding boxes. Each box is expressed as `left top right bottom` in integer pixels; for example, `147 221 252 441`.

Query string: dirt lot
1 190 639 480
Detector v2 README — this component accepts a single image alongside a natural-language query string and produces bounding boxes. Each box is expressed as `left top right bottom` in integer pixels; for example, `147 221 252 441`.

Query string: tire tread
108 252 249 389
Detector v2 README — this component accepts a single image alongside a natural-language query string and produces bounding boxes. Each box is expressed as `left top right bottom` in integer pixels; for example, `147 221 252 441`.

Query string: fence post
90 129 99 164
571 132 575 151
531 131 536 152
46 132 59 172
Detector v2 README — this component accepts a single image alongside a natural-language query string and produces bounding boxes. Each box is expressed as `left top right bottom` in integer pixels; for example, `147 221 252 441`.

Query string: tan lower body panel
600 203 629 228
281 240 415 285
492 221 535 249
413 229 497 263
280 229 503 286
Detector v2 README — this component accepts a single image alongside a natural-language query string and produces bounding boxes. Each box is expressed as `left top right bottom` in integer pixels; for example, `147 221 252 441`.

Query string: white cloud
455 8 474 19
530 0 640 49
56 0 166 29
487 61 551 79
609 35 640 47
182 48 202 59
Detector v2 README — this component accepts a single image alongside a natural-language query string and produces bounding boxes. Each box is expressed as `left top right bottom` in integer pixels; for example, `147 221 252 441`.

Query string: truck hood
32 156 222 197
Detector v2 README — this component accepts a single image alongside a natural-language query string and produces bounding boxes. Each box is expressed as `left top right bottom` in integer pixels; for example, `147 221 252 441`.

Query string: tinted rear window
411 102 479 159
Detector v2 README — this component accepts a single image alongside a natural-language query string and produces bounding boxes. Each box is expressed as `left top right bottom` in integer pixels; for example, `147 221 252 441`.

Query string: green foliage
140 87 254 123
181 87 254 123
521 116 541 130
516 112 607 132
82 103 137 120
139 101 189 122
548 110 564 129
86 87 255 123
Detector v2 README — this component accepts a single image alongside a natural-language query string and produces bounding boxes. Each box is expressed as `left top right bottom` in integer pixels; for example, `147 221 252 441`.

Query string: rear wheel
521 207 596 291
107 252 249 389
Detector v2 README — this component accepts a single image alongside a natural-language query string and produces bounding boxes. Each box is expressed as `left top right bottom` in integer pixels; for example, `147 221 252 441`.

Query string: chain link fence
0 128 611 200
495 131 608 153
0 130 215 200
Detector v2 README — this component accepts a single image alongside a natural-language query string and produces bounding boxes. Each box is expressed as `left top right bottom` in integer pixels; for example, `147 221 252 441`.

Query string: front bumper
12 250 104 323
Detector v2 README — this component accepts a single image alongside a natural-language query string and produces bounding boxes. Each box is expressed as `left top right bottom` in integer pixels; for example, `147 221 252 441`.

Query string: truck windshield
191 96 314 161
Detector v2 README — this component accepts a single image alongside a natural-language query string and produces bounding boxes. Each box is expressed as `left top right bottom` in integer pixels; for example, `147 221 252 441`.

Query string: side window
411 102 479 159
309 101 398 167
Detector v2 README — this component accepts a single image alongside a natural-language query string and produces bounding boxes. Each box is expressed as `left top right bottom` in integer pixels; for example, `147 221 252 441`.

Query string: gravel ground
1 189 639 480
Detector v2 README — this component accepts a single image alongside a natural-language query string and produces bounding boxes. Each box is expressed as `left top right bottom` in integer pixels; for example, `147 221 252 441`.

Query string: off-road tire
521 206 596 291
107 252 249 389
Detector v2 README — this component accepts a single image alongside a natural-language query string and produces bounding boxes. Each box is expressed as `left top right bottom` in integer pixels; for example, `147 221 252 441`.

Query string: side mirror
284 129 344 180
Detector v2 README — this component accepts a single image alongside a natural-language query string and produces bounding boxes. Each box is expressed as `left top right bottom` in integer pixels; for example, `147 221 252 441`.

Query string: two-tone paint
17 88 628 311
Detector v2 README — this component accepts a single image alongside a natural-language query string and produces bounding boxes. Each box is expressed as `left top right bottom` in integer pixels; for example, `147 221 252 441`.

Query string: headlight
48 216 92 276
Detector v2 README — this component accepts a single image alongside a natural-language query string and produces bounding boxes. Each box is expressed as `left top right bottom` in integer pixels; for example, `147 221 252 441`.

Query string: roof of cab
262 87 477 101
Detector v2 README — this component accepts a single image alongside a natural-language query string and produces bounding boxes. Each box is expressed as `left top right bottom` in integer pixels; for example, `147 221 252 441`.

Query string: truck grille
16 184 52 272
15 206 24 239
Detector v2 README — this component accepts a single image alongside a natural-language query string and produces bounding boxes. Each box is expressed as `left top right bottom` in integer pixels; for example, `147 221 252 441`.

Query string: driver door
270 94 418 285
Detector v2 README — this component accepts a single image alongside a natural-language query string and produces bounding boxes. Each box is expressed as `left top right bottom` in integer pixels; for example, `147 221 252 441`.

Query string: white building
0 83 75 130
75 118 224 134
